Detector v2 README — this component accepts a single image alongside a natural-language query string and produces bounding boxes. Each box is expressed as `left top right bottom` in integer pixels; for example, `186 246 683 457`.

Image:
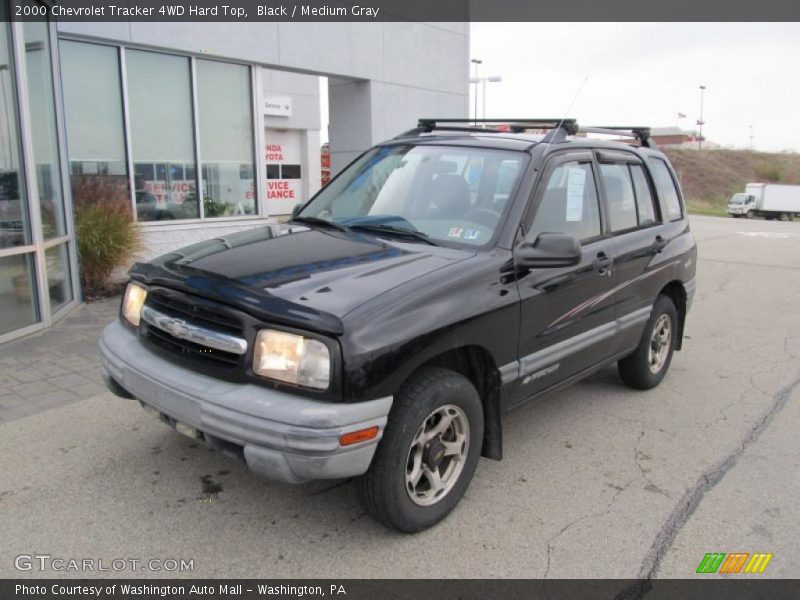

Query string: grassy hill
663 148 800 216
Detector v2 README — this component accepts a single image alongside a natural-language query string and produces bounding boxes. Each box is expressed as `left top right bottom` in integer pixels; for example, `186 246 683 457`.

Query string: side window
527 160 601 243
650 159 683 221
599 163 637 232
629 164 658 226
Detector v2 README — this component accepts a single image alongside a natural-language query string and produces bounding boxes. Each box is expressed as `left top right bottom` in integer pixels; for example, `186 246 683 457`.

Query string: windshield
296 144 527 246
729 193 747 205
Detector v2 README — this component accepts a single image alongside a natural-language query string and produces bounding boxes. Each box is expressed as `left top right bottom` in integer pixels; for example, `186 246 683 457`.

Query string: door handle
593 252 613 275
653 235 667 253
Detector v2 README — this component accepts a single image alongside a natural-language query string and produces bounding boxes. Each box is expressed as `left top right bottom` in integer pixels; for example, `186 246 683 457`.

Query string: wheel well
659 280 687 350
407 345 504 461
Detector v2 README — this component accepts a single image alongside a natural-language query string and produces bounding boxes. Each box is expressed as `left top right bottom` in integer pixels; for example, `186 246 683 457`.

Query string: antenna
542 76 588 152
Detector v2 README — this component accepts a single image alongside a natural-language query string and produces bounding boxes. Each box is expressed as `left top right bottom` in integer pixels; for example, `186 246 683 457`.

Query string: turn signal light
339 426 379 447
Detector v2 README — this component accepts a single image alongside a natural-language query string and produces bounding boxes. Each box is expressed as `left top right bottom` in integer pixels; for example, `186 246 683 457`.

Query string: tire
357 367 484 533
746 211 754 219
618 295 678 390
779 212 790 222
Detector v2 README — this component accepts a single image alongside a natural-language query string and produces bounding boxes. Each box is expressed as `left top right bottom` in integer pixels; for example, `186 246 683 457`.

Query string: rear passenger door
595 150 668 354
511 151 618 406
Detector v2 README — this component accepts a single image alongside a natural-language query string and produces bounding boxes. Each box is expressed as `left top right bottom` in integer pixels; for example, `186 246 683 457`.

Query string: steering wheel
463 207 501 228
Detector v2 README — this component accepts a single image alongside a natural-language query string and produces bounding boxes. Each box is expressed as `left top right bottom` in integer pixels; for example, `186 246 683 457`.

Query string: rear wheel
357 367 483 533
618 295 678 390
779 212 791 222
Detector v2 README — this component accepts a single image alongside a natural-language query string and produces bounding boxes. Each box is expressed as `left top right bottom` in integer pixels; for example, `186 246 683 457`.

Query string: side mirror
291 204 303 218
515 232 582 268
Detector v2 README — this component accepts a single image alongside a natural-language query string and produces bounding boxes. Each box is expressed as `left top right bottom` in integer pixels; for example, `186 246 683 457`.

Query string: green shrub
755 164 783 183
72 176 140 296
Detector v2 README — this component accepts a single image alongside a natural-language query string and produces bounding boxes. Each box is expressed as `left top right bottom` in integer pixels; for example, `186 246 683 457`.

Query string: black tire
746 210 754 219
779 212 790 222
618 295 678 390
356 367 483 533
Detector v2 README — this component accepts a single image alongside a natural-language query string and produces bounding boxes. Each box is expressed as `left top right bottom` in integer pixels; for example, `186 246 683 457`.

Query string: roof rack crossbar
414 118 579 137
580 126 658 149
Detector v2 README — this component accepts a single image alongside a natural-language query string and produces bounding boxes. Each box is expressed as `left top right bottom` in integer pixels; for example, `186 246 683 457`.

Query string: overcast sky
470 23 800 152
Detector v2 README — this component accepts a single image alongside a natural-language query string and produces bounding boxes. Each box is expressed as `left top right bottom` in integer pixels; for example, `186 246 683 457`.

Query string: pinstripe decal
548 260 678 329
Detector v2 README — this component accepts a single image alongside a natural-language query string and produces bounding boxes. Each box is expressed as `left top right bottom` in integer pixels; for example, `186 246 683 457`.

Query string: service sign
264 96 292 117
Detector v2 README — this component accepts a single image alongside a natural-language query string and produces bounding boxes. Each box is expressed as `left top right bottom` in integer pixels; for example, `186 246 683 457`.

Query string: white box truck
728 183 800 220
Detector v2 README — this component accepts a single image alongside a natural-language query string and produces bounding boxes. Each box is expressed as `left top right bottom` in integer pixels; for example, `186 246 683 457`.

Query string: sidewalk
0 298 119 423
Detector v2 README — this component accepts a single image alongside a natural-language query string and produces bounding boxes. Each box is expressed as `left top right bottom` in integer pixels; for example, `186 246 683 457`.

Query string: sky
469 23 800 152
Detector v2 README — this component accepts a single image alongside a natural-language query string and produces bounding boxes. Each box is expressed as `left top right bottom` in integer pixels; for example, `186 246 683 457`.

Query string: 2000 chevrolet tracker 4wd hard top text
101 119 697 532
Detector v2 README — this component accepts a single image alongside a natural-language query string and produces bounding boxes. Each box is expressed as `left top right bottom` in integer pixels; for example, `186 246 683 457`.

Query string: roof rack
395 118 579 142
393 119 659 149
580 126 659 149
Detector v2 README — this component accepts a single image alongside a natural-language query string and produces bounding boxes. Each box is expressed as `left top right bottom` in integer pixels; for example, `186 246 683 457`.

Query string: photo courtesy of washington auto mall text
13 584 346 598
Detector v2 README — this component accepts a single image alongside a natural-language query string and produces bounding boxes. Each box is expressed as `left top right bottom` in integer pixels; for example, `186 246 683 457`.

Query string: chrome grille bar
141 305 248 355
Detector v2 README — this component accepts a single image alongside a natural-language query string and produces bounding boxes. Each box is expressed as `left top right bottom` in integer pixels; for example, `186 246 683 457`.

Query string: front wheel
357 367 483 533
746 210 754 219
618 295 678 390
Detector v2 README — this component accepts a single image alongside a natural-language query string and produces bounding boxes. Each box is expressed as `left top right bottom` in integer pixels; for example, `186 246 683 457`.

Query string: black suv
101 119 697 532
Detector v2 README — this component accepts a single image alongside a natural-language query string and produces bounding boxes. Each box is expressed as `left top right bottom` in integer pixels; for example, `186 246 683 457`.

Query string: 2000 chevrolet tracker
101 119 697 532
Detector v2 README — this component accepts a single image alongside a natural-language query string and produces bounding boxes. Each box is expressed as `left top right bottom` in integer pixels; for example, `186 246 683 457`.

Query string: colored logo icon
696 552 773 574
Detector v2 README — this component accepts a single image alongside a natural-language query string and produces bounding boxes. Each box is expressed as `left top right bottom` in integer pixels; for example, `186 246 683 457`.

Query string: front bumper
100 321 392 483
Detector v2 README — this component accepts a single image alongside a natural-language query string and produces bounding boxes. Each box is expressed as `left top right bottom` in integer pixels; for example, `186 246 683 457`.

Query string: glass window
61 41 127 179
281 164 301 179
650 159 683 221
0 253 39 335
266 164 280 179
0 20 31 249
298 144 525 247
127 50 198 221
45 242 73 313
196 60 255 218
22 20 65 240
599 163 638 232
61 41 131 228
630 164 658 226
527 160 601 243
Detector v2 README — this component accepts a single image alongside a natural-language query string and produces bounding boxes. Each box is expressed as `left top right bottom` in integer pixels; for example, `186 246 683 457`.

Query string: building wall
57 22 471 175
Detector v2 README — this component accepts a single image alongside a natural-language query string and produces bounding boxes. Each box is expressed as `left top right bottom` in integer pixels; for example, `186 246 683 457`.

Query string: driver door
510 151 618 407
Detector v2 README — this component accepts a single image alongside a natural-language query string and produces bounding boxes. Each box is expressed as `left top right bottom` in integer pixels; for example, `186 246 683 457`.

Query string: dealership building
0 10 469 343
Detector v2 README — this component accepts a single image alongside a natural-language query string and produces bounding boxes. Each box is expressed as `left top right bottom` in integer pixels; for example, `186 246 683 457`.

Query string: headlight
121 282 147 327
253 329 331 390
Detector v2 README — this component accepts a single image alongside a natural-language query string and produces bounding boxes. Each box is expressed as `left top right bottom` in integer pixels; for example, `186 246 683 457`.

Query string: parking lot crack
634 429 670 499
622 373 800 597
544 477 633 579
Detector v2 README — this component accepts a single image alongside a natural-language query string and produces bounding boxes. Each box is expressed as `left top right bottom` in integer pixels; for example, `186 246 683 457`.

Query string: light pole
749 124 754 151
470 75 502 121
697 84 706 150
470 58 482 122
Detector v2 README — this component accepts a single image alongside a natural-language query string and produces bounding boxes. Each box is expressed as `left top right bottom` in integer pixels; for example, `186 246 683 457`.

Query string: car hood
130 224 474 335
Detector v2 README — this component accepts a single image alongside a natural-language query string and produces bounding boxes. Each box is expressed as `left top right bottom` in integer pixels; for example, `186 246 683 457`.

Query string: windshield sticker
464 229 480 241
448 227 464 238
566 167 586 222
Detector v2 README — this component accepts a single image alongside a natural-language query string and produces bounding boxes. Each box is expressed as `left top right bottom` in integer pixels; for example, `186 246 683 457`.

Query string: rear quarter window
649 158 683 221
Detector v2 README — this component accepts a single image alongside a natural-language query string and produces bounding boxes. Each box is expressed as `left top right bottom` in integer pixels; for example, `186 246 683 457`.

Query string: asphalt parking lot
1 215 798 579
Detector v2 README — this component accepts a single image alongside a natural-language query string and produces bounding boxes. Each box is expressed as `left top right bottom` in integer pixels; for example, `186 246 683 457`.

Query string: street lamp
697 84 706 150
470 58 482 122
469 75 503 121
749 124 754 151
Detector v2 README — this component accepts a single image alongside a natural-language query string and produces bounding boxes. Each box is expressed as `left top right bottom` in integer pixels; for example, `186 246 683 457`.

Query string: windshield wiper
350 223 439 246
290 216 351 233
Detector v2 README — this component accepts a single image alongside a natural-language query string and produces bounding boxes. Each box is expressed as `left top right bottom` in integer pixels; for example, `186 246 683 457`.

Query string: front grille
141 289 245 370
